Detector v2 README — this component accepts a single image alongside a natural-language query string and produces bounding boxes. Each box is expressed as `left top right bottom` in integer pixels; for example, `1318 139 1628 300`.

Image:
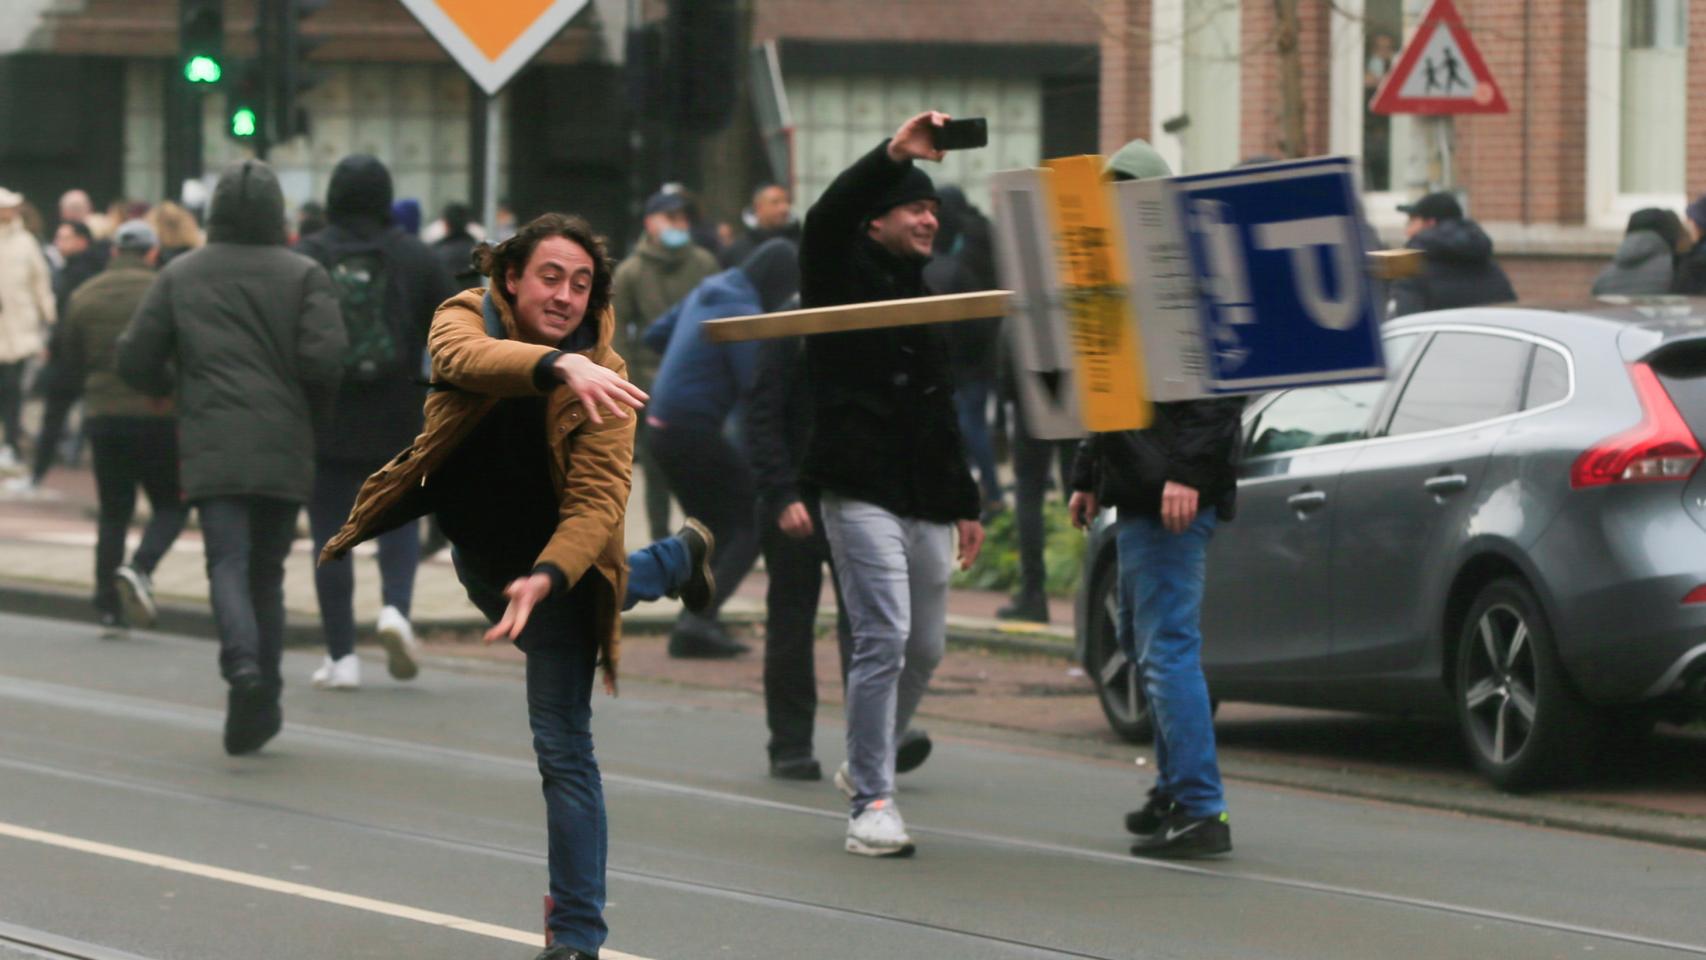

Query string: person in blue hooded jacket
642 238 799 659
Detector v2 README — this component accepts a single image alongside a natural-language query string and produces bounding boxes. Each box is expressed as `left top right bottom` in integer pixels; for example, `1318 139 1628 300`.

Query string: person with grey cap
119 159 347 757
56 219 187 635
0 186 55 472
1068 138 1245 860
1390 191 1515 317
611 188 719 577
800 111 986 857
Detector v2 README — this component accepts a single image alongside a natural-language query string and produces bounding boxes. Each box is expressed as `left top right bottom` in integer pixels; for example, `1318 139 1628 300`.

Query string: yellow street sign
1041 156 1151 432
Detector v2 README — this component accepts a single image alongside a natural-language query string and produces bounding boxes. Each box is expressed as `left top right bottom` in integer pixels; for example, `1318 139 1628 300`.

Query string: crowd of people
14 113 1706 960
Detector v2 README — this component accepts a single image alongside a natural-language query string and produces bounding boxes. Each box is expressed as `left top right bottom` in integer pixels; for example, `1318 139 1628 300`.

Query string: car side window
1246 334 1419 457
1385 333 1532 437
1524 347 1570 409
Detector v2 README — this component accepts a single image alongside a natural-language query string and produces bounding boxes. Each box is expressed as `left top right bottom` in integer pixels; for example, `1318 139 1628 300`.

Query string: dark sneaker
1124 787 1179 836
533 946 597 960
1130 810 1231 859
770 756 823 781
895 728 933 774
223 673 275 756
671 519 716 614
114 565 159 629
667 615 748 659
97 611 128 640
996 592 1049 624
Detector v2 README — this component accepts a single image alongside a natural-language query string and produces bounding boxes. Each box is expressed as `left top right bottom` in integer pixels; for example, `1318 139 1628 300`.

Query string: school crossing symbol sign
1370 0 1508 115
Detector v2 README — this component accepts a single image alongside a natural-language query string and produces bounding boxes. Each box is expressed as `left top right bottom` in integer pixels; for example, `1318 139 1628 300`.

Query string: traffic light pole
164 70 205 205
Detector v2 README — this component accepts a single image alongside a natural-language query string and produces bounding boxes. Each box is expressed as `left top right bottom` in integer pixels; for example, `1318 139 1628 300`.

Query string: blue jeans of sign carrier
1116 511 1226 819
820 493 952 811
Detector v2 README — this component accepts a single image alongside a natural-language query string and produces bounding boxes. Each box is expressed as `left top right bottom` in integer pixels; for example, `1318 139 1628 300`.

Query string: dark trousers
308 458 420 659
1012 412 1075 598
87 417 186 615
760 495 853 762
955 379 1001 506
0 360 26 457
633 416 673 541
29 389 78 484
198 496 299 686
455 552 607 956
648 421 760 620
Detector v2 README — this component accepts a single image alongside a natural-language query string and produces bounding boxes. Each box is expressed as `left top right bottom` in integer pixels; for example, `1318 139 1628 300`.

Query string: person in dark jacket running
642 238 799 658
295 155 457 691
1593 208 1685 297
1389 192 1516 317
801 111 985 858
1069 139 1244 861
118 158 347 756
925 186 1004 517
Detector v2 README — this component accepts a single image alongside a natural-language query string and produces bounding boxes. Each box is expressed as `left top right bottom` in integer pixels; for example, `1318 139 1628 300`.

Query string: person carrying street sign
799 111 986 858
1068 139 1246 860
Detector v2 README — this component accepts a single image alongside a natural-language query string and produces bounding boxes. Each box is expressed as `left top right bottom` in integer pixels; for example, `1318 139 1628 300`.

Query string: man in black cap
1390 191 1516 317
800 111 985 858
611 188 719 549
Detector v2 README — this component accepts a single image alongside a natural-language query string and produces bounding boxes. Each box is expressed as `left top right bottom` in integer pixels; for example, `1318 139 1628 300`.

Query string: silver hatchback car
1076 301 1706 790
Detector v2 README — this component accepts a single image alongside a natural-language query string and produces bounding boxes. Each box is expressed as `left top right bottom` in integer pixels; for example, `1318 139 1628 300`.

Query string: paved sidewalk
0 463 1076 653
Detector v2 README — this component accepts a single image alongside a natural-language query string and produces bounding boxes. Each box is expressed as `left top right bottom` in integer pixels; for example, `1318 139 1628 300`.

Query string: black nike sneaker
1124 787 1178 836
1130 810 1231 859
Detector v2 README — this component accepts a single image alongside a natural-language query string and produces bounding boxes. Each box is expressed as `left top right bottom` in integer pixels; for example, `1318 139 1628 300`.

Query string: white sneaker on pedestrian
114 565 159 629
0 447 17 475
310 654 361 690
834 761 855 800
846 799 915 857
375 605 421 680
1 475 37 498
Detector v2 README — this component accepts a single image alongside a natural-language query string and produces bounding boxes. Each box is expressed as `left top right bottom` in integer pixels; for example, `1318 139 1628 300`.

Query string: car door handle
1287 491 1327 513
1424 474 1469 496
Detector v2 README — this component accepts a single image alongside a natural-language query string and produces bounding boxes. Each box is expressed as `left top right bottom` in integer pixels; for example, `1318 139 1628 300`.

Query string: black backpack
328 246 398 382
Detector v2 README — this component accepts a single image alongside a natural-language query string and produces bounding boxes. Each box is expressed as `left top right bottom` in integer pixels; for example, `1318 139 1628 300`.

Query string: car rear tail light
1571 363 1704 489
1683 585 1706 605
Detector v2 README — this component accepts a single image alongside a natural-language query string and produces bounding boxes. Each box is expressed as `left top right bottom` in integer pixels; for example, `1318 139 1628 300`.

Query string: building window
1329 0 1415 231
1360 0 1403 192
1151 0 1241 174
1618 0 1687 195
786 74 1041 213
1588 0 1689 228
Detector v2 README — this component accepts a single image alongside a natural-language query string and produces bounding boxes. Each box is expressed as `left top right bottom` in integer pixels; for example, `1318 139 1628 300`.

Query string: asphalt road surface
1 612 1703 959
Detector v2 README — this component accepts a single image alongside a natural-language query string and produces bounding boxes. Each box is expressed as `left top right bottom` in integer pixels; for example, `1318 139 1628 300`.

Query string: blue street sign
1170 157 1385 394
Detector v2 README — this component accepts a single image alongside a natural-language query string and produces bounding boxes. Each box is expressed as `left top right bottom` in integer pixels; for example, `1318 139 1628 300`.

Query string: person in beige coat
0 187 55 468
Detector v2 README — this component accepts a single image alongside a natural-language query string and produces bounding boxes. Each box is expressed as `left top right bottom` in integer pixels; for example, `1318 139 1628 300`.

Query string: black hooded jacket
797 141 981 524
1390 218 1517 317
295 155 456 465
117 160 346 504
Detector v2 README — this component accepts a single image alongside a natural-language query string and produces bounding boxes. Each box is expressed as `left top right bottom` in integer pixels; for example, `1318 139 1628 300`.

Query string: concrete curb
0 579 1076 661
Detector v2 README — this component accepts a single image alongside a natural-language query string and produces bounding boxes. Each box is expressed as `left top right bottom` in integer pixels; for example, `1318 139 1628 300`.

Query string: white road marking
0 820 651 960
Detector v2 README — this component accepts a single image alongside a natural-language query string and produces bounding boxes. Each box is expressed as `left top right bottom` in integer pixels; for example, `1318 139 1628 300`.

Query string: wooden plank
1368 248 1424 281
700 290 1013 343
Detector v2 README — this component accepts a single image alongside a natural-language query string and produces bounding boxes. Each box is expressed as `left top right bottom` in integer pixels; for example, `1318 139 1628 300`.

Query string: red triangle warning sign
1370 0 1508 115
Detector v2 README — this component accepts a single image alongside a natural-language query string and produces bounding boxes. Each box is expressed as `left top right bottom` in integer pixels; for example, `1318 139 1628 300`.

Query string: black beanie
740 237 800 312
865 165 938 224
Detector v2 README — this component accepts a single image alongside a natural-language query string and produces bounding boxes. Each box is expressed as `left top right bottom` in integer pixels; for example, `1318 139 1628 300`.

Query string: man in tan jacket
324 213 712 960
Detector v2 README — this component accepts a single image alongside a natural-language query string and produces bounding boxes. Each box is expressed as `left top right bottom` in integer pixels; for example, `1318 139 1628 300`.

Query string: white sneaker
375 605 421 680
1 475 36 498
310 653 361 690
114 566 158 628
834 761 855 800
0 447 17 474
846 799 915 857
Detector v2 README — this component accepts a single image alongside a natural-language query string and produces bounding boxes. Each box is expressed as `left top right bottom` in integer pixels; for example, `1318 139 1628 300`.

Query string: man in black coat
295 155 456 692
1068 138 1244 861
800 111 984 858
1390 192 1516 317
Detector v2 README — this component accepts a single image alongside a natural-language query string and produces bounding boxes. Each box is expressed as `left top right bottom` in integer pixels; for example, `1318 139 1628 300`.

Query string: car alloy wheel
1087 565 1153 743
1460 603 1538 767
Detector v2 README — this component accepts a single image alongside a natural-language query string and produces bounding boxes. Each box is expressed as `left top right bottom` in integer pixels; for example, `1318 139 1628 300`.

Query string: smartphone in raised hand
931 117 988 151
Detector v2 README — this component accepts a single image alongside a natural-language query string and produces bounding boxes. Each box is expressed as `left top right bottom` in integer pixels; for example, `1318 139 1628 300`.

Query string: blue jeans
454 552 607 955
954 380 1000 506
1115 511 1225 818
623 536 689 611
309 459 420 659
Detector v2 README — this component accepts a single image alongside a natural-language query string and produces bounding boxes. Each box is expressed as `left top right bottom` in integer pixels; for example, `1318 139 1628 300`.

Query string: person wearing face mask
611 190 719 546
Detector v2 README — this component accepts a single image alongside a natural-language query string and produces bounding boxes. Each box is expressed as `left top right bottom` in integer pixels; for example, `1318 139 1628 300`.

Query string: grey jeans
198 496 299 687
820 493 953 809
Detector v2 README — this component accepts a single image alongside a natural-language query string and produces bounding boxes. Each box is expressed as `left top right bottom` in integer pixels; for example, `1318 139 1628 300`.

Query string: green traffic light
185 55 223 84
231 107 257 138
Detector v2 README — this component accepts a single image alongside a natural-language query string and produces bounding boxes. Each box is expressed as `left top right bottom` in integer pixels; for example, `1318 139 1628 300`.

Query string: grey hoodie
1592 230 1675 297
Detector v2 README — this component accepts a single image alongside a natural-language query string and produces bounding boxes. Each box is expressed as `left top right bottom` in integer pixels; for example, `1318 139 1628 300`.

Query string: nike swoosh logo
1163 822 1204 842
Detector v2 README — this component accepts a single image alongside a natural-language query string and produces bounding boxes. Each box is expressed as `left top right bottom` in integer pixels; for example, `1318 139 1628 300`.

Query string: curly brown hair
472 213 613 324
